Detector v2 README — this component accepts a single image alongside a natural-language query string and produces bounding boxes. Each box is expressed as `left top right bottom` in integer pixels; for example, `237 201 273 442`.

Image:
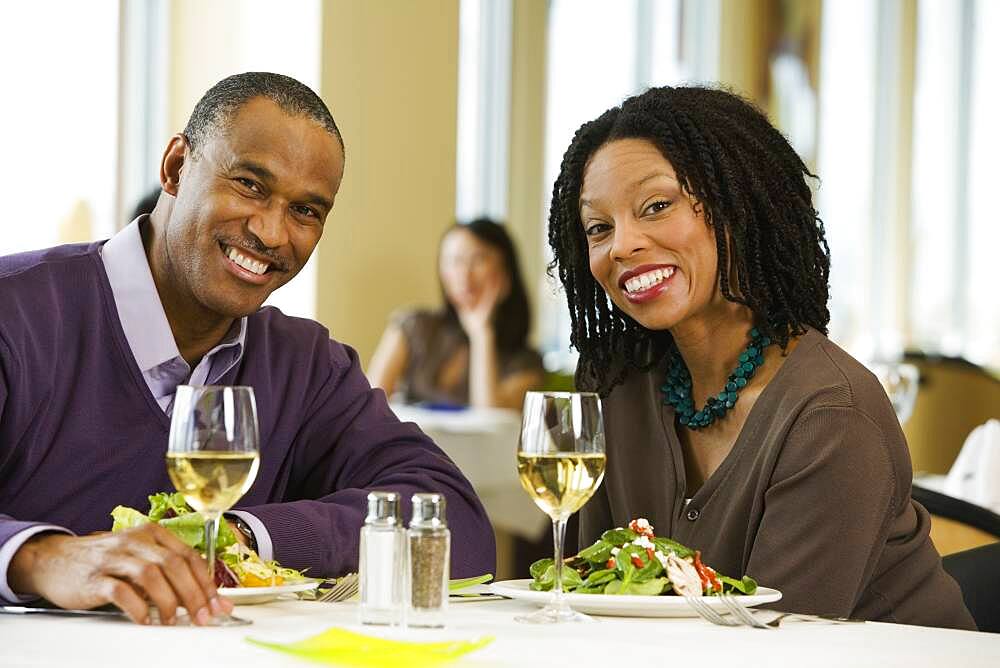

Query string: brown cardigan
392 309 544 406
580 328 975 630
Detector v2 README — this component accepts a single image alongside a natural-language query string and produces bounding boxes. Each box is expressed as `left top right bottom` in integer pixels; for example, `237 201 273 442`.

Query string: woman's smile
618 263 676 304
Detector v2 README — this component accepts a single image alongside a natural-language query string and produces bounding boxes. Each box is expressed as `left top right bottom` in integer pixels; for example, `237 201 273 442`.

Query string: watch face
232 517 256 549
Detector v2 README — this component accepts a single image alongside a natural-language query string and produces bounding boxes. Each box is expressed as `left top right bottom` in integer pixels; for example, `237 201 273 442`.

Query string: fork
716 595 863 628
315 572 359 603
717 593 771 629
684 595 741 626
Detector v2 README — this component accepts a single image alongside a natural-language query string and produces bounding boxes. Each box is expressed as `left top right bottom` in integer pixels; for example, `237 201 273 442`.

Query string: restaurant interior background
1 0 997 575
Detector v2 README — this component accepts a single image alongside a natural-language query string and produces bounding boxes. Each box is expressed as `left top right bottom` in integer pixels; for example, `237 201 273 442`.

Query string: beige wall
719 0 771 103
506 0 549 347
318 0 460 364
167 0 321 139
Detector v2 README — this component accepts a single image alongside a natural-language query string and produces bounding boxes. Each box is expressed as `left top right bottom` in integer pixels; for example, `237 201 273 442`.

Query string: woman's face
439 228 509 311
580 138 722 332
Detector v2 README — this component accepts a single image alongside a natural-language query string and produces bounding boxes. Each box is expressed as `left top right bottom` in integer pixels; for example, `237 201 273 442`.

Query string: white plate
218 581 319 605
490 579 781 618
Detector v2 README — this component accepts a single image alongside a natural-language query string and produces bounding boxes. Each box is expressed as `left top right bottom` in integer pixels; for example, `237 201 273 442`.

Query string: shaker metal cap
410 493 447 527
365 491 400 525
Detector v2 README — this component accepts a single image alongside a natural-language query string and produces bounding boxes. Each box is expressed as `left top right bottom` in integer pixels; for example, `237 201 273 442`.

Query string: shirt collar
101 215 247 374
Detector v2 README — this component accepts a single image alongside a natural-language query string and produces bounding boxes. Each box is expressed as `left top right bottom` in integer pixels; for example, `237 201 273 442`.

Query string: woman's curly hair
547 85 831 395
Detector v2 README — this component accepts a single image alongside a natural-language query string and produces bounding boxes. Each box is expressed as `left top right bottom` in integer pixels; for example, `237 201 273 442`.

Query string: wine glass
166 385 260 626
515 391 606 624
870 362 920 425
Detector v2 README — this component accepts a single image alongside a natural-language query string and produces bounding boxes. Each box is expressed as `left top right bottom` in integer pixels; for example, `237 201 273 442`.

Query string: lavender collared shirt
0 218 270 601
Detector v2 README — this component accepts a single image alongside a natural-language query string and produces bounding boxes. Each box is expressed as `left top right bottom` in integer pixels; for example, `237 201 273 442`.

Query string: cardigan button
686 508 700 521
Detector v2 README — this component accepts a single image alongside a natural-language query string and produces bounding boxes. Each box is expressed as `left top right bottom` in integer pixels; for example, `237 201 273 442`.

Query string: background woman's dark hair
547 85 831 395
441 218 533 354
130 187 161 221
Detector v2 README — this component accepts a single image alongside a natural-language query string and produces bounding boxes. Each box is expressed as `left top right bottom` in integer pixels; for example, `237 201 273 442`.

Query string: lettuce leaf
653 536 694 559
606 576 670 596
147 492 193 521
719 574 758 595
109 495 236 552
599 528 637 546
111 505 152 532
528 561 583 592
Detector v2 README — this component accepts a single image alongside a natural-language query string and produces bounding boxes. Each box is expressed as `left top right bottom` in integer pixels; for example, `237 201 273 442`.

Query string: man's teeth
225 246 269 275
624 267 674 294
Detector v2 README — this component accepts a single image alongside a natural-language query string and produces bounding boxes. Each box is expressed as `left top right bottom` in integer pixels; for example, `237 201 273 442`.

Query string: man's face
159 97 344 319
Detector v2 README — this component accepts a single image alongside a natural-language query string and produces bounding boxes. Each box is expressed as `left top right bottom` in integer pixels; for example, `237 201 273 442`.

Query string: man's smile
220 242 275 284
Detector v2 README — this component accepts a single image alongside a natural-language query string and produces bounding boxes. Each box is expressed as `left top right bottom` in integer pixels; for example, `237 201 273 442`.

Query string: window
816 0 880 360
820 0 1000 370
0 1 120 256
538 0 709 370
911 0 999 367
456 0 512 222
963 0 1000 366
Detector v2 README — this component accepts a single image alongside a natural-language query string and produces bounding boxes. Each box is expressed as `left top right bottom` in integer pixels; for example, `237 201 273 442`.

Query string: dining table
2 595 998 667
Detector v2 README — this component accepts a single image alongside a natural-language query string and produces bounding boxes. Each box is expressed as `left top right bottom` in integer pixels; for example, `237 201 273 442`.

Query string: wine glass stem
551 515 569 609
205 513 221 581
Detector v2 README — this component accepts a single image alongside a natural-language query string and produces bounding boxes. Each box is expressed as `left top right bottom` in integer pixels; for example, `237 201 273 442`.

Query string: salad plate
490 579 781 618
219 581 319 605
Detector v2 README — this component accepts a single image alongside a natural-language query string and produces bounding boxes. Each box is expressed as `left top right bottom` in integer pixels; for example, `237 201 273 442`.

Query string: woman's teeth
624 267 674 294
226 246 269 275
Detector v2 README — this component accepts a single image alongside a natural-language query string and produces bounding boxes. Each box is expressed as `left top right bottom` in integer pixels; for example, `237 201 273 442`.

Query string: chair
942 543 1000 633
912 485 1000 556
902 352 1000 475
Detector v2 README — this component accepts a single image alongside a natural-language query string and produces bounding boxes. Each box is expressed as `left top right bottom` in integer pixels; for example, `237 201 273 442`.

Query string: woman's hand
8 524 232 625
456 274 508 338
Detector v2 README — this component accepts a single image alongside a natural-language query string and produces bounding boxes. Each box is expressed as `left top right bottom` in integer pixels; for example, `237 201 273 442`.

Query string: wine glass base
149 608 252 627
515 604 595 624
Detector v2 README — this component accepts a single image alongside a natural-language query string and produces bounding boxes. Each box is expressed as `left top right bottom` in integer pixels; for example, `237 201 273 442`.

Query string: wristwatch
229 515 258 552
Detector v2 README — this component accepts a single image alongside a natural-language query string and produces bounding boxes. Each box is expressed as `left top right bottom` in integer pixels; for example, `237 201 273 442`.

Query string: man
0 72 495 625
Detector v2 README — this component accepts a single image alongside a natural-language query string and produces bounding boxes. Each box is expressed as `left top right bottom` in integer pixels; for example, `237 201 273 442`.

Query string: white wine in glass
515 453 606 518
516 391 606 624
166 451 260 517
167 385 260 627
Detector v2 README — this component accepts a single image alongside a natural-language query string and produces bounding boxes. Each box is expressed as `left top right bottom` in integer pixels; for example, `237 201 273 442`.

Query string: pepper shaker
406 493 450 628
359 491 405 625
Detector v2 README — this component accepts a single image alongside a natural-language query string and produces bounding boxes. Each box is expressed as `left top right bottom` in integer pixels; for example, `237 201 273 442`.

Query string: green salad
111 492 310 588
530 518 757 597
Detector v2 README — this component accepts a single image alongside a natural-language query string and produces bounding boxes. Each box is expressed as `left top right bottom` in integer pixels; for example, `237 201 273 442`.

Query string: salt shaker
359 491 405 625
406 493 450 628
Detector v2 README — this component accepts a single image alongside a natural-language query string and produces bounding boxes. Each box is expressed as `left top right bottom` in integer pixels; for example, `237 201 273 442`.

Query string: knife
0 605 126 618
0 605 253 625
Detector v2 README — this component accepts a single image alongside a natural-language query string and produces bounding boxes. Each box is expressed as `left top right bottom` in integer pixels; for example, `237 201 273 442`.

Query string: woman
548 86 974 629
368 218 544 410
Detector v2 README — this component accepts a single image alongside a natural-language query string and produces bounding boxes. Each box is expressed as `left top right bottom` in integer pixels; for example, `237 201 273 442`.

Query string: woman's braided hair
547 85 831 395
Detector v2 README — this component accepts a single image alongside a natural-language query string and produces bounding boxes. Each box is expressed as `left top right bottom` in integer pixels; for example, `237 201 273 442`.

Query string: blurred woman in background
368 218 544 410
546 85 974 629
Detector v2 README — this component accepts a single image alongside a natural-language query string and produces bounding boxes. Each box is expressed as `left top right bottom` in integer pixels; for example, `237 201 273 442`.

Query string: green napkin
247 627 493 667
448 574 493 592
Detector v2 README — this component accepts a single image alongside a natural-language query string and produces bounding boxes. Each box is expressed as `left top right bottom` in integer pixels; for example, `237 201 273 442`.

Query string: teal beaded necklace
661 327 772 429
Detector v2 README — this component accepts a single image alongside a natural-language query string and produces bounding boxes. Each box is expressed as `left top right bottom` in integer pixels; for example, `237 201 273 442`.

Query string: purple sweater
0 242 495 594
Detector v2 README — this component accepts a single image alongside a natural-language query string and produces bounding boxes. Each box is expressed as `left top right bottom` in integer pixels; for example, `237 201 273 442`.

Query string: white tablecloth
1 597 997 667
391 404 549 540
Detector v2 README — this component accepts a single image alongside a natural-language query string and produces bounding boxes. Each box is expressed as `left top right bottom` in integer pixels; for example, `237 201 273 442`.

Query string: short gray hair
183 72 344 155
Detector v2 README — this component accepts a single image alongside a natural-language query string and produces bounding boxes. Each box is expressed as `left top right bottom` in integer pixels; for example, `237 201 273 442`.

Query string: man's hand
8 524 233 625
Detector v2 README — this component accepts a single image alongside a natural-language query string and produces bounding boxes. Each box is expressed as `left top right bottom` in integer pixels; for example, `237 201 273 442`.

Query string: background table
2 596 998 667
391 404 549 541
